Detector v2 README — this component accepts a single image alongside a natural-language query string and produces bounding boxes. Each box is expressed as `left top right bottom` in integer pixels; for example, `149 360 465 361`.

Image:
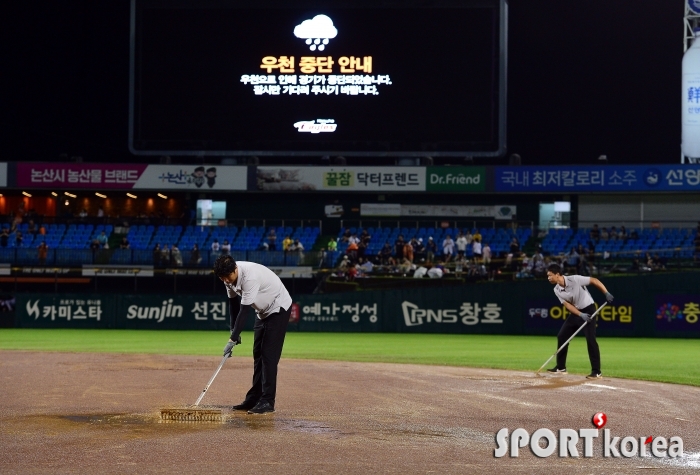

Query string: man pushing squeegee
161 255 292 421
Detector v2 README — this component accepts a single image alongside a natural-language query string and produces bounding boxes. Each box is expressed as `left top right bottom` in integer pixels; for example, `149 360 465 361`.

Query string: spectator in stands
472 229 482 244
79 208 88 219
290 239 304 253
565 247 580 273
90 239 100 252
380 241 393 265
119 237 130 249
426 237 437 263
267 228 277 251
346 263 358 281
327 237 337 252
516 257 532 279
394 235 405 261
97 205 105 219
357 237 367 261
190 243 202 266
160 244 170 264
609 226 618 240
37 241 48 265
346 239 358 262
153 244 162 266
413 238 426 262
171 244 183 267
618 226 627 241
472 237 482 261
338 255 351 273
0 228 8 248
211 238 220 253
97 231 108 248
464 230 474 247
427 263 447 279
600 227 609 241
483 242 496 281
360 229 371 245
38 224 46 236
456 232 468 259
359 257 374 274
403 239 414 263
348 233 360 245
12 202 25 231
590 224 600 241
221 240 231 255
652 253 666 270
257 242 269 251
282 235 293 253
399 257 413 275
15 231 23 247
630 228 639 240
509 237 521 257
27 220 37 235
442 234 455 262
531 251 546 278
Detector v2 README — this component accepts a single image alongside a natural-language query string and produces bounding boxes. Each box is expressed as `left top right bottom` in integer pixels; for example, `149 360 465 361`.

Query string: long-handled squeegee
535 302 608 375
160 353 230 422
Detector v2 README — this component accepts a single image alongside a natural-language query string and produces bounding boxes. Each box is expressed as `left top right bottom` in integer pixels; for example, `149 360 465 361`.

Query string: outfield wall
12 273 700 338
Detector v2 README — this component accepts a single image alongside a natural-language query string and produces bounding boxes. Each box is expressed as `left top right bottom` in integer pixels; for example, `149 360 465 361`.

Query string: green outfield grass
0 329 698 386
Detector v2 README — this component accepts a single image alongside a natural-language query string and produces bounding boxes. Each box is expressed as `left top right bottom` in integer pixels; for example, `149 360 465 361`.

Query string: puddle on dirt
62 414 160 425
15 413 345 437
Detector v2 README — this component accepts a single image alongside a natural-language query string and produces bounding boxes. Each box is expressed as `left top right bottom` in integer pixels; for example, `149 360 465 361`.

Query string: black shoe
546 367 567 374
586 372 602 379
247 401 275 414
232 401 257 411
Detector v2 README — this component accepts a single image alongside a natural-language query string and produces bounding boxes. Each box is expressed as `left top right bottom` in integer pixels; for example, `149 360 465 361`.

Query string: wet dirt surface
0 351 698 474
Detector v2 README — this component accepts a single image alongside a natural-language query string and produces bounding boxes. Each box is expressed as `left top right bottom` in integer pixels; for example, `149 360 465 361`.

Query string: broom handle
536 302 607 374
194 354 229 406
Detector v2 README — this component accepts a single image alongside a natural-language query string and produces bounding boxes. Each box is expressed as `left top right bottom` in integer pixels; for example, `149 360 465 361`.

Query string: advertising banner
118 294 232 330
394 287 512 334
526 301 636 333
256 167 425 192
655 295 700 333
82 265 154 277
297 294 380 332
16 294 117 328
132 165 247 190
360 204 516 219
16 163 247 191
425 166 486 192
495 165 700 192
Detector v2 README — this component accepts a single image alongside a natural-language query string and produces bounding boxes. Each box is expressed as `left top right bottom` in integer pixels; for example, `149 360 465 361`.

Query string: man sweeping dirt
215 255 292 414
545 263 614 379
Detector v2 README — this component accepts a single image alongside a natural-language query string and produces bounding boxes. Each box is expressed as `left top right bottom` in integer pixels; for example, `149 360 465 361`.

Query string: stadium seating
340 226 532 258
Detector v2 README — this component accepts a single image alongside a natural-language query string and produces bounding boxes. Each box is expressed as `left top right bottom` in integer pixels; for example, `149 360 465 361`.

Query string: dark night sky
2 0 685 165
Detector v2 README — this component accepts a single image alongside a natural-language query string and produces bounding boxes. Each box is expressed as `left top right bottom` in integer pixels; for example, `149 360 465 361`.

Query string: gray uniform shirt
554 275 594 310
224 261 292 319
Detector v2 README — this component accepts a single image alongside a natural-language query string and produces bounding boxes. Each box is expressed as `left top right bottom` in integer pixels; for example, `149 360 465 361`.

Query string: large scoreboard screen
130 0 507 157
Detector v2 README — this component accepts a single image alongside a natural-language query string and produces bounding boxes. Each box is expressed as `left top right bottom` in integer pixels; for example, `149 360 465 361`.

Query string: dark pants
243 306 290 408
556 303 601 373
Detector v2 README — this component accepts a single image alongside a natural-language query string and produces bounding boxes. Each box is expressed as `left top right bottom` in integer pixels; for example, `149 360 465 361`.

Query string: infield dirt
0 351 698 474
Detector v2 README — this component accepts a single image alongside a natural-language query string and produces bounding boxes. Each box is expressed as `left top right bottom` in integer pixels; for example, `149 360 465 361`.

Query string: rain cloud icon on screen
294 15 338 51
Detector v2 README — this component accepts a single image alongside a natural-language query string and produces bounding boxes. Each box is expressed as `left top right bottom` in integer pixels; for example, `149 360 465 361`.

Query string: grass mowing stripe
0 329 698 386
